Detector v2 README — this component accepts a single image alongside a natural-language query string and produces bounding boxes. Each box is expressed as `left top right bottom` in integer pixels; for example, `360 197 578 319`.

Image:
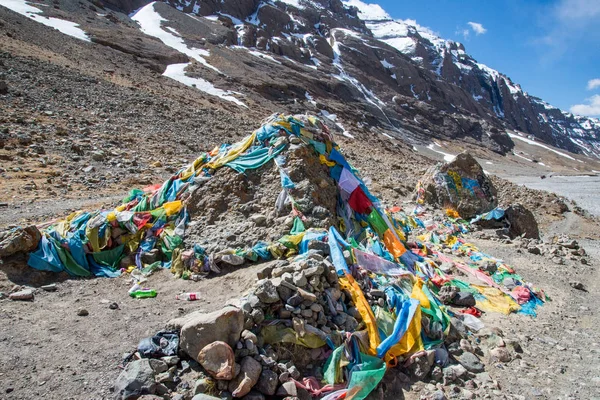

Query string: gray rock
287 293 303 307
241 330 258 344
256 369 278 395
505 204 540 239
304 264 324 277
293 271 307 287
438 285 459 304
490 347 512 363
228 356 262 398
570 281 586 291
155 371 173 384
173 306 244 362
254 280 280 303
457 352 485 373
276 381 297 397
148 359 168 374
0 225 41 258
527 246 541 255
41 284 57 292
296 288 317 302
452 292 476 307
161 356 179 366
251 308 265 324
194 378 211 394
307 240 329 255
249 214 267 226
408 354 432 380
9 289 34 301
91 150 106 161
114 359 156 400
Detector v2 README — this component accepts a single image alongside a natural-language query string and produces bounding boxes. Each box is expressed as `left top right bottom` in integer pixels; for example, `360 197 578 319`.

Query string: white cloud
570 94 600 116
456 28 470 39
467 22 487 35
587 78 600 90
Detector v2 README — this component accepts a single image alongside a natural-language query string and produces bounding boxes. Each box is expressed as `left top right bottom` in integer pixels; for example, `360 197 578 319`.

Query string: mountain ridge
1 0 599 159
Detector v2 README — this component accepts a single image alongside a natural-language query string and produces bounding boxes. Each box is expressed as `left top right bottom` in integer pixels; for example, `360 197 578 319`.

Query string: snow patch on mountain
508 132 576 161
343 0 390 20
132 2 246 107
0 0 90 41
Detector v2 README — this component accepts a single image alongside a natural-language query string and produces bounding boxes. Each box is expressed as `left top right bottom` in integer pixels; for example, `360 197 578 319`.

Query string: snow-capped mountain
345 0 600 157
3 0 598 157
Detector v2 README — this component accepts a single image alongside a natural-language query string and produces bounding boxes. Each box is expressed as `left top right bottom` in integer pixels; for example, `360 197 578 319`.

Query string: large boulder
113 359 157 400
171 306 244 362
0 226 41 258
505 203 539 239
417 152 497 219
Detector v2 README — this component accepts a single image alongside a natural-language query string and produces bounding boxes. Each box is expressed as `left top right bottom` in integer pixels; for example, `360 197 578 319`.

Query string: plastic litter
175 292 201 301
137 330 179 358
129 289 157 299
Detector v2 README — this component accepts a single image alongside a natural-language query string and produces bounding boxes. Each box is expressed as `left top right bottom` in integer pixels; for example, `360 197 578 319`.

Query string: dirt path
469 236 600 399
0 264 266 399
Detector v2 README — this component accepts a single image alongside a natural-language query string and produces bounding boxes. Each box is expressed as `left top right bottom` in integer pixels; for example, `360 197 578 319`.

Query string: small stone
227 356 262 398
490 347 512 363
288 365 301 380
569 281 586 291
193 378 211 395
296 288 317 302
198 341 235 380
293 272 307 287
91 150 105 161
148 359 168 374
279 371 290 383
109 302 119 310
249 214 267 226
77 308 89 317
452 292 476 307
9 289 34 301
255 280 280 304
457 352 484 373
161 356 180 366
155 371 173 383
256 369 278 395
251 309 265 324
241 330 258 344
41 284 57 292
276 381 297 397
113 359 156 399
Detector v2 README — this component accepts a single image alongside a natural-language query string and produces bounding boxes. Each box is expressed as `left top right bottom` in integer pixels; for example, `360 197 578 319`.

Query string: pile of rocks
113 240 510 400
514 235 589 265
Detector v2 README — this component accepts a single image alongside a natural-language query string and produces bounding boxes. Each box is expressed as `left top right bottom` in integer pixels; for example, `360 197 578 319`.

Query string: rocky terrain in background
2 0 599 163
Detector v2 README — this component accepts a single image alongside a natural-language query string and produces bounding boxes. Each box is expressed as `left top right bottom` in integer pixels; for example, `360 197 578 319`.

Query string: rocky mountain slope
3 0 598 159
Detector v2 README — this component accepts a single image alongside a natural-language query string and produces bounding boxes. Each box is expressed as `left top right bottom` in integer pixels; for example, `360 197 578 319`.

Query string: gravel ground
502 175 600 217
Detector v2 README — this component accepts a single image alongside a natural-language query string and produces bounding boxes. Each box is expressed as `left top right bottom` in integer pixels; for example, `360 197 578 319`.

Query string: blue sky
374 0 600 117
